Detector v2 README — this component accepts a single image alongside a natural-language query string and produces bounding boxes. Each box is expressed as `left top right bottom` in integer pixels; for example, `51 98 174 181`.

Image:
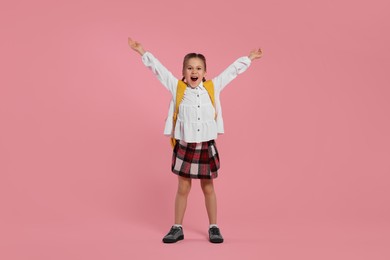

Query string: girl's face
182 58 207 88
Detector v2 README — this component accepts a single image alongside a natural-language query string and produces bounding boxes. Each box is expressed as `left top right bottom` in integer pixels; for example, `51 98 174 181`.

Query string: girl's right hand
128 37 146 56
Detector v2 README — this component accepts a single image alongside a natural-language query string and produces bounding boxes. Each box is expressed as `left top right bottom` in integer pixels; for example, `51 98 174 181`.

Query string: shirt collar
187 81 205 90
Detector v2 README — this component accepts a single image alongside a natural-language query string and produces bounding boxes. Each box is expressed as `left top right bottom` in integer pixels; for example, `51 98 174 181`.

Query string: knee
177 181 191 196
201 181 215 196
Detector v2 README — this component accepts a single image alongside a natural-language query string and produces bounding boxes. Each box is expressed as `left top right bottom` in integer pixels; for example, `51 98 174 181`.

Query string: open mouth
190 76 198 82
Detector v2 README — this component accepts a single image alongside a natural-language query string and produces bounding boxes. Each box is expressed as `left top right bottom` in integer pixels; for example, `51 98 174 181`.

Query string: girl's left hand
248 48 263 61
128 37 146 56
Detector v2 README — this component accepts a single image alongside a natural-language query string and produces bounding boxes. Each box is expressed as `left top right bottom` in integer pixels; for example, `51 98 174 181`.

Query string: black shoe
209 226 224 243
162 226 184 243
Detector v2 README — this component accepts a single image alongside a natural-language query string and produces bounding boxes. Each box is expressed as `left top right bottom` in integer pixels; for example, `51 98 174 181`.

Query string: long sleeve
212 56 252 92
211 56 252 134
141 52 179 96
141 52 179 136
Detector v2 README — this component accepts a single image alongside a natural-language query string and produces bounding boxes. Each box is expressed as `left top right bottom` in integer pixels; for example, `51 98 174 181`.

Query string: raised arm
128 37 178 94
212 48 263 92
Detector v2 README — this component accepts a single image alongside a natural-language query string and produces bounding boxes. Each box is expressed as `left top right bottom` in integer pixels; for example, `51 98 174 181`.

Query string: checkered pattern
172 140 220 179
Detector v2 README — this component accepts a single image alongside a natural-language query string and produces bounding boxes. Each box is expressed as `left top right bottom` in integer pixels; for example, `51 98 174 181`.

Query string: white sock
173 224 182 228
209 224 218 229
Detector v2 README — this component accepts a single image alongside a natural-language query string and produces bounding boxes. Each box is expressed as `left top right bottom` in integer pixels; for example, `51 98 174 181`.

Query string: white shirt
142 51 251 143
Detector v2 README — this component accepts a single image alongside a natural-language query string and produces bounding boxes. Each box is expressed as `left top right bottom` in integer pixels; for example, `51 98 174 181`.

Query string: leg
163 176 190 243
201 179 224 243
174 176 192 225
200 179 217 224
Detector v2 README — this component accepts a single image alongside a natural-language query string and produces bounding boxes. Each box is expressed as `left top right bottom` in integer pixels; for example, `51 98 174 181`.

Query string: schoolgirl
128 38 262 243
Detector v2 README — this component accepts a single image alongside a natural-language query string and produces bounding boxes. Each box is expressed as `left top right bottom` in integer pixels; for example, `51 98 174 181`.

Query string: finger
129 38 137 46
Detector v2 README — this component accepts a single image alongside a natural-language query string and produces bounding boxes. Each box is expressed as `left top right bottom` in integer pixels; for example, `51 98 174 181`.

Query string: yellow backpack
170 80 215 148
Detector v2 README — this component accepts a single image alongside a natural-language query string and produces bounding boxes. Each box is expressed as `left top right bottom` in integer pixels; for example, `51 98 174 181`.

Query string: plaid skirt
172 139 220 179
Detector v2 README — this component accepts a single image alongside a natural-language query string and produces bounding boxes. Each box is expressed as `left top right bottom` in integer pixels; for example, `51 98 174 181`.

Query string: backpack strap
170 80 215 148
203 80 215 108
171 81 187 148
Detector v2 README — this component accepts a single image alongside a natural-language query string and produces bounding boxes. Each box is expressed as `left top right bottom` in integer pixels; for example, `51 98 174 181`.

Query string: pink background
1 0 389 259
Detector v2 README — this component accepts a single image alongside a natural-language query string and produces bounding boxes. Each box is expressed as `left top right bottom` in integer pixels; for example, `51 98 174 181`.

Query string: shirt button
197 129 200 132
198 105 200 108
198 118 200 120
